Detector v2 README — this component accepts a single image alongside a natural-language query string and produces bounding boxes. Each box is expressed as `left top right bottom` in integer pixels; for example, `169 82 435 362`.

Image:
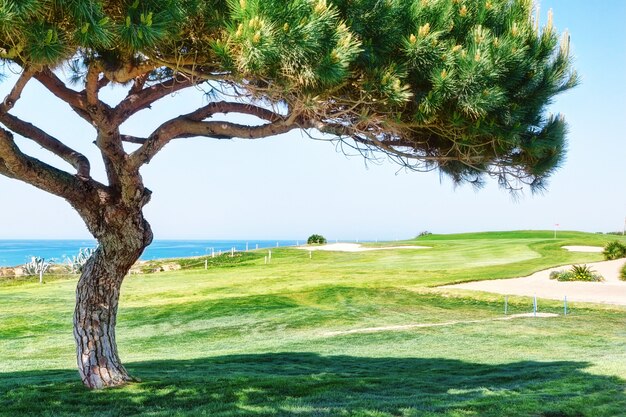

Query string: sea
0 239 301 267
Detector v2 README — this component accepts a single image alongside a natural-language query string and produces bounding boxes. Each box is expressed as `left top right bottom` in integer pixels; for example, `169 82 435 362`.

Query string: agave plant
65 248 96 274
570 264 603 282
23 257 53 283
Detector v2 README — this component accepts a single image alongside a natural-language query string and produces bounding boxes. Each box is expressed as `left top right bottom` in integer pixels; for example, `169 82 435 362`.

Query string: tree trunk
73 209 152 389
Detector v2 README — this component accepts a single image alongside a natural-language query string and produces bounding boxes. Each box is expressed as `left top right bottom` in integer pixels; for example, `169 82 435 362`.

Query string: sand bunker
562 246 604 253
297 243 430 252
442 258 626 306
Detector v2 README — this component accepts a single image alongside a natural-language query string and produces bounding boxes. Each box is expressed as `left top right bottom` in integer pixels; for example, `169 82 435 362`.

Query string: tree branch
0 126 96 201
34 68 87 110
3 67 34 110
85 64 100 106
121 135 147 144
0 111 91 179
113 74 196 125
129 102 299 168
33 68 93 124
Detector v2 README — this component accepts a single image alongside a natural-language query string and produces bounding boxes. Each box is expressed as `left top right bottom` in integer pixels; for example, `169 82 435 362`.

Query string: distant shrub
550 264 603 282
620 263 626 281
307 234 327 245
417 231 432 237
603 241 626 260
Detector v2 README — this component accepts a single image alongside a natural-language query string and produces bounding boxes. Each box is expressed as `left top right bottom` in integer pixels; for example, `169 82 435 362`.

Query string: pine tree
0 0 576 388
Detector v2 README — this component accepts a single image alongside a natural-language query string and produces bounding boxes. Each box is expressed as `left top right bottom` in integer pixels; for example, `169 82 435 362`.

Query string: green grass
1 230 625 416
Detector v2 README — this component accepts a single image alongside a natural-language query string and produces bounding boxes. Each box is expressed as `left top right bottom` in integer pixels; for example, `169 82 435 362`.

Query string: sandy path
296 243 430 252
442 258 626 306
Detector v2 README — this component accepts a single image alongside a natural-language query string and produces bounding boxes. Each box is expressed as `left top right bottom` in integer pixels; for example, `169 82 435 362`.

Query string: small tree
307 234 327 245
0 0 576 388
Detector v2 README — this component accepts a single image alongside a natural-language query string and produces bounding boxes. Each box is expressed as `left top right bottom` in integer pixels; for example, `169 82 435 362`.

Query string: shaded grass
1 354 625 417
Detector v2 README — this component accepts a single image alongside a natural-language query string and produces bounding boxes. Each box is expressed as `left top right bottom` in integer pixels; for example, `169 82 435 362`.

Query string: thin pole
564 296 568 315
204 259 208 270
504 295 508 315
533 295 537 317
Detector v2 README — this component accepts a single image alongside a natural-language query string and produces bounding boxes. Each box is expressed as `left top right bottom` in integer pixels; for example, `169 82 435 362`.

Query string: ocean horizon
0 239 303 267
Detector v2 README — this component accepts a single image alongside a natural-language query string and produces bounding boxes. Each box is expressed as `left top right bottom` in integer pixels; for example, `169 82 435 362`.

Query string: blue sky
0 0 624 240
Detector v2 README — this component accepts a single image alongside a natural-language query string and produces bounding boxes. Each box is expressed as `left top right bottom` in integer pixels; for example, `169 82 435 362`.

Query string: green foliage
550 264 603 282
307 234 327 244
621 262 626 281
0 0 576 190
603 241 626 260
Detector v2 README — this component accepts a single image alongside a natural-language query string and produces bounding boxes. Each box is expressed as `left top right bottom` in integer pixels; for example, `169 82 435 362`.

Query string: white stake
309 251 312 259
205 259 208 270
212 248 215 258
268 250 272 263
533 295 537 317
231 247 234 257
564 295 568 315
264 256 267 265
256 244 259 250
246 242 249 252
504 295 508 315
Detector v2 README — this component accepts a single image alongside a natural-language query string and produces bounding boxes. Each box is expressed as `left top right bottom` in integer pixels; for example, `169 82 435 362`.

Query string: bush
417 231 432 238
620 263 626 281
307 234 327 245
603 241 626 260
550 264 603 282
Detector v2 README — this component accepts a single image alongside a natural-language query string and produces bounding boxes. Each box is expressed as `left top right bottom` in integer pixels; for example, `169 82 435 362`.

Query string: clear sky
0 0 624 240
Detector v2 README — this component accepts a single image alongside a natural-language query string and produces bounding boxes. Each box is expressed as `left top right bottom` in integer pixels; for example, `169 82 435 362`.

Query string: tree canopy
1 0 577 191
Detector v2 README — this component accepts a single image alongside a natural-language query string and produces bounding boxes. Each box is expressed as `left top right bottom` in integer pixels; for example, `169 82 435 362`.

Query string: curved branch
0 126 95 201
113 74 197 125
184 101 285 123
129 102 301 168
3 67 34 110
34 68 87 110
33 69 93 124
0 111 91 179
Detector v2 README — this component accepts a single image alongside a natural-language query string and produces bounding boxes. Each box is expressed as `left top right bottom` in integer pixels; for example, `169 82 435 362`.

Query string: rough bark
73 208 153 389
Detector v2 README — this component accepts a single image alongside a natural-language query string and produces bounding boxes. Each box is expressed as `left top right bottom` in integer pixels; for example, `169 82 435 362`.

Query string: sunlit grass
1 231 625 416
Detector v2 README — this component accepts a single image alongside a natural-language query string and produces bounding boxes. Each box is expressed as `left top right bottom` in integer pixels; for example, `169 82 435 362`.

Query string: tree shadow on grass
1 353 624 417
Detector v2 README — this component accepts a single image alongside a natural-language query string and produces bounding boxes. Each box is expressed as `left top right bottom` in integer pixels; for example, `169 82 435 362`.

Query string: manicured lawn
1 231 625 416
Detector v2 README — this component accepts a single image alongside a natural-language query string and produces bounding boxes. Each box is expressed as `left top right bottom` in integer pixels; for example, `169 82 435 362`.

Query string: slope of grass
1 231 625 416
